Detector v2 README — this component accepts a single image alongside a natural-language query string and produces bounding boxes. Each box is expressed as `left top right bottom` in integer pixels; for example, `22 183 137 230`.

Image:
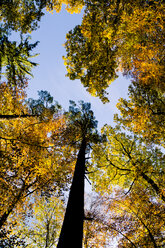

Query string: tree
63 24 117 103
83 193 111 248
1 1 164 246
0 228 26 248
114 81 165 148
17 195 64 248
0 88 75 229
112 186 165 248
0 0 84 89
0 0 84 34
90 125 165 202
83 186 165 248
57 100 99 248
63 0 165 101
0 0 44 33
0 35 39 86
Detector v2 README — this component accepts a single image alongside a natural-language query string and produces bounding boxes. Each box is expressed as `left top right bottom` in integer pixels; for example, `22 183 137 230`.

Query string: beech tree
2 0 164 98
90 125 165 202
1 1 164 246
0 87 75 229
115 81 165 148
63 0 164 101
0 0 84 34
17 195 64 248
82 186 165 248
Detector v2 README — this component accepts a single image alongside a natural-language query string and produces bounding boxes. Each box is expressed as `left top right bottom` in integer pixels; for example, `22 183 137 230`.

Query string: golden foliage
0 83 76 228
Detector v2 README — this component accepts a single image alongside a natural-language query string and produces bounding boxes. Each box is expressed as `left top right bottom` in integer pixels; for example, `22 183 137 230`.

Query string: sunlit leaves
86 186 165 248
64 22 117 102
63 0 165 101
0 35 39 86
0 0 84 33
0 87 75 228
90 125 165 201
18 195 65 248
1 1 164 246
117 1 165 90
0 82 28 117
115 81 165 147
0 0 44 33
46 0 84 14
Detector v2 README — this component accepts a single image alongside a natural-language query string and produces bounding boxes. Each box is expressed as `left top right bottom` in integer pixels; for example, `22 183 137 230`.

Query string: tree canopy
0 35 39 86
0 0 164 247
17 195 64 248
0 88 75 229
0 0 84 33
64 0 165 101
115 81 165 147
90 124 165 202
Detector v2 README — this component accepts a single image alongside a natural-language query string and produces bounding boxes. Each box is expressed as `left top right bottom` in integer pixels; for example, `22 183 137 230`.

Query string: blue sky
27 7 130 130
21 8 129 247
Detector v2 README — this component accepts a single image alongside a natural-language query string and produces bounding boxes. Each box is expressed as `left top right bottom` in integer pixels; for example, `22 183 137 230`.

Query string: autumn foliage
0 0 164 247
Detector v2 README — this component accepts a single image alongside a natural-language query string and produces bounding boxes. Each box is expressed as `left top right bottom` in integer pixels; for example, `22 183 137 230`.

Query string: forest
0 0 165 247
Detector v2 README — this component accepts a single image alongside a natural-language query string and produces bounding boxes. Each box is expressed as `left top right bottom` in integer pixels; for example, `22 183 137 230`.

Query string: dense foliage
0 0 164 247
64 0 164 101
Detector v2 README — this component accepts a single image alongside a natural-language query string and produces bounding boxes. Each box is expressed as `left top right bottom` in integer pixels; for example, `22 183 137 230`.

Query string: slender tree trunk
45 221 50 248
57 137 86 248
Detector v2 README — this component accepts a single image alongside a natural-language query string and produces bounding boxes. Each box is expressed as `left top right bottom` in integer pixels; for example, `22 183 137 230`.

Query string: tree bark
57 138 86 248
141 172 165 202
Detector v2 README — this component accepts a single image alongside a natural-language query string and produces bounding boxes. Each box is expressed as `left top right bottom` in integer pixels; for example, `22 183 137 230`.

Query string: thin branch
124 179 136 196
0 136 55 149
106 156 132 172
85 175 91 185
114 136 132 160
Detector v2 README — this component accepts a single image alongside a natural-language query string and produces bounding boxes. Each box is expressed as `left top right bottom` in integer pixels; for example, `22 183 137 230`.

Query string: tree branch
0 114 38 120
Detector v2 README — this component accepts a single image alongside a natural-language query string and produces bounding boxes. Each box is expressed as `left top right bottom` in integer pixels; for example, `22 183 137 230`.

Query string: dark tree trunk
57 138 86 248
141 172 165 202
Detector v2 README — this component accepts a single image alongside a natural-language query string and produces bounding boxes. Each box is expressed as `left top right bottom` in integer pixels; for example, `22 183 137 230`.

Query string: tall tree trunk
57 138 86 248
